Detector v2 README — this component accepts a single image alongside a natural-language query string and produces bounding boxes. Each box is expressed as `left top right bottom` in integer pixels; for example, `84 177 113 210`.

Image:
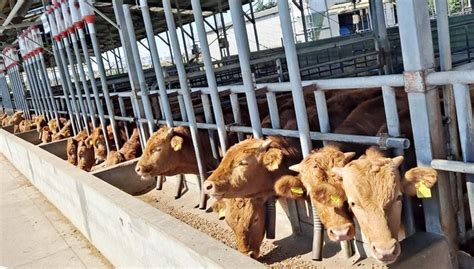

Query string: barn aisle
0 153 112 268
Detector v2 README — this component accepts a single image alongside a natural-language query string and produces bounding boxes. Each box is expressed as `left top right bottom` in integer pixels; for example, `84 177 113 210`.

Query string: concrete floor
0 153 112 269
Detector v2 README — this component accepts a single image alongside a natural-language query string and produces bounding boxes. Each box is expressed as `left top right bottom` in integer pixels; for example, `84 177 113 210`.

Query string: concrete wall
0 129 264 268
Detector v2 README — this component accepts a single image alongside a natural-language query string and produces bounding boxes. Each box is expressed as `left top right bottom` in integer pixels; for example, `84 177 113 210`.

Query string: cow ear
166 127 174 139
311 183 345 208
260 139 272 151
261 148 283 171
392 156 404 168
402 167 438 197
343 152 356 164
170 136 183 151
332 167 346 178
289 163 301 172
274 175 306 199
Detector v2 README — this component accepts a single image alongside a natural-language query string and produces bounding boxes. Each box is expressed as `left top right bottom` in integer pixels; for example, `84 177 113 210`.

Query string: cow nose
328 223 354 241
135 165 141 174
204 181 214 191
371 239 400 262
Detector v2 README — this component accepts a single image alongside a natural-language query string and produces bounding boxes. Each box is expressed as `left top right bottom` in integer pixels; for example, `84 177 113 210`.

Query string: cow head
120 128 142 160
40 126 52 144
205 138 289 199
275 146 355 241
135 126 196 179
77 138 96 171
10 111 25 125
224 198 266 259
105 151 126 166
332 148 438 264
67 137 79 165
90 126 109 163
35 115 47 133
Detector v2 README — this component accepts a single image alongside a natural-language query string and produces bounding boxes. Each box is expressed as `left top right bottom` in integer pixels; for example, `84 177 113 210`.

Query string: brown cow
104 128 141 166
1 115 10 126
52 121 72 141
40 126 52 144
274 145 356 241
11 111 25 133
332 148 438 264
18 119 36 132
34 115 47 133
77 137 96 171
89 125 127 163
66 130 89 166
135 126 218 179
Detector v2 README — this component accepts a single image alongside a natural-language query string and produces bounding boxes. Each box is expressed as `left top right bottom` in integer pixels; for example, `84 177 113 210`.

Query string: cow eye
349 201 356 207
239 160 248 166
396 195 403 201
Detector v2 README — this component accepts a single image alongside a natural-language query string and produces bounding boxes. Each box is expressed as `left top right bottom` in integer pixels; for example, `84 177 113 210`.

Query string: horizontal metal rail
431 159 474 174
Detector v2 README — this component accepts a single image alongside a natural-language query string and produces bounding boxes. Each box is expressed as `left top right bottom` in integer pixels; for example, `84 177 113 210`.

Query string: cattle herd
1 87 442 265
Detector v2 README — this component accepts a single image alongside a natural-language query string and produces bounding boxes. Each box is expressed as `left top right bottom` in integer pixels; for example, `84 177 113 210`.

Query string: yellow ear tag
291 187 304 196
218 208 226 219
330 195 342 207
416 181 432 198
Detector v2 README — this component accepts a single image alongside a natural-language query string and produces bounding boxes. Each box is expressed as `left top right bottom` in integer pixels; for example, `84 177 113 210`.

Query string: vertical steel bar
163 0 208 209
452 83 474 232
191 0 229 152
123 4 156 135
398 0 457 265
277 0 321 260
229 0 262 138
248 1 260 51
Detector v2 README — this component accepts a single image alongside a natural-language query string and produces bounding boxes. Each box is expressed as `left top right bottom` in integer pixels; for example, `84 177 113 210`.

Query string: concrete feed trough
0 129 263 268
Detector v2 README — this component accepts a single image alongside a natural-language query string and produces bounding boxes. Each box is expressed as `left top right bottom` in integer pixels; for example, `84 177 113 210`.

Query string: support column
397 0 457 265
277 0 321 260
163 0 208 209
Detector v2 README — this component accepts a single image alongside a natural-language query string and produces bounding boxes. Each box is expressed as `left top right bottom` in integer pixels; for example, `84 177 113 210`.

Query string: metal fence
1 0 473 266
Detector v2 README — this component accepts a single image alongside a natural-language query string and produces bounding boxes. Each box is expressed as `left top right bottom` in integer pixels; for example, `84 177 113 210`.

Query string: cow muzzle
203 181 223 199
371 239 400 264
328 223 355 241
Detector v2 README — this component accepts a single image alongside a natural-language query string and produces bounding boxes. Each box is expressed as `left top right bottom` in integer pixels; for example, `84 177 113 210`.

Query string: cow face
11 111 25 125
332 148 438 264
35 115 46 133
66 138 79 165
225 198 266 259
40 126 52 144
205 138 284 199
77 138 96 171
275 146 355 241
105 151 126 167
90 127 108 163
135 126 194 179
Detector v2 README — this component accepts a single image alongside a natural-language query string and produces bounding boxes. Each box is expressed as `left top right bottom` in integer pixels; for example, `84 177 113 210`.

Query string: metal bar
229 0 262 138
51 40 77 134
277 0 321 260
38 54 60 120
123 4 156 135
218 0 230 57
70 31 96 129
63 36 89 131
174 0 189 63
191 0 229 152
248 0 260 51
31 56 53 119
140 0 174 128
25 59 47 119
163 0 208 209
398 0 457 264
86 22 121 149
373 0 392 74
77 26 109 150
431 159 474 174
452 83 474 229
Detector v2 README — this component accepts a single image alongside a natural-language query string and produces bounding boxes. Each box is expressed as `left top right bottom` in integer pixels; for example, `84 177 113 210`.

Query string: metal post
452 83 474 229
191 0 229 152
277 0 321 260
229 0 262 138
174 0 189 63
84 20 120 149
140 0 174 128
31 55 54 119
123 4 156 135
163 0 209 209
218 0 230 58
398 0 457 265
248 1 260 51
373 0 393 74
70 31 96 129
435 0 466 241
